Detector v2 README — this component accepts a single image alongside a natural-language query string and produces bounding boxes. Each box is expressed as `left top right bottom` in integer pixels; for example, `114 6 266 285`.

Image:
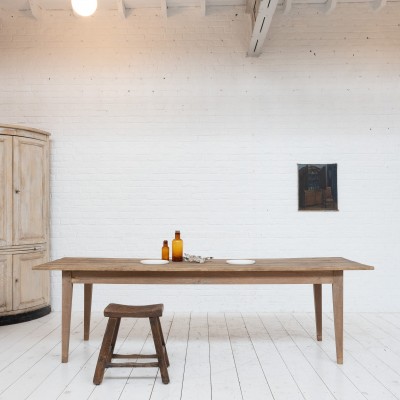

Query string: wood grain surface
34 257 374 272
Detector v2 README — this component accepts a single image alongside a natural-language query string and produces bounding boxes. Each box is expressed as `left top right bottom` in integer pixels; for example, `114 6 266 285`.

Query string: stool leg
150 317 170 384
93 317 119 385
107 318 121 364
155 317 169 367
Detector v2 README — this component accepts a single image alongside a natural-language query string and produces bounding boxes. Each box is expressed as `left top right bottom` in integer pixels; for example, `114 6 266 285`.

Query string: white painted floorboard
0 312 400 400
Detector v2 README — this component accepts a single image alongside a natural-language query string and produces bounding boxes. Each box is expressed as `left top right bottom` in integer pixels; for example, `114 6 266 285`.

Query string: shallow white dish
140 260 169 265
226 259 255 265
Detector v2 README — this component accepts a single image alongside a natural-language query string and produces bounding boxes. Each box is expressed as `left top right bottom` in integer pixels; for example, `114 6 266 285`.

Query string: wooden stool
93 303 170 385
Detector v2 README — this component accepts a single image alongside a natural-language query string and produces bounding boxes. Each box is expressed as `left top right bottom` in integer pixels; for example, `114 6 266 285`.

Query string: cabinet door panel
0 135 12 247
0 254 12 312
13 251 49 311
13 137 48 245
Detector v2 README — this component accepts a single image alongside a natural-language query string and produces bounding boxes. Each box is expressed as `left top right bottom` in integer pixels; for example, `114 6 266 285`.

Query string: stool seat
104 303 164 318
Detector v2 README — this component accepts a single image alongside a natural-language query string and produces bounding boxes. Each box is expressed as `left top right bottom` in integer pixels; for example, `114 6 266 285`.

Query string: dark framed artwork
298 164 338 211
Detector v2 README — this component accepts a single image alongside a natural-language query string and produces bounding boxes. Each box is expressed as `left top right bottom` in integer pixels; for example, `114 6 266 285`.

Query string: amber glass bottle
162 240 169 261
172 230 183 262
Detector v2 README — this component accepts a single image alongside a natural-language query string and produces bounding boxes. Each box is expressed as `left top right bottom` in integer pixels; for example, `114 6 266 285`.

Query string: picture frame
298 164 338 211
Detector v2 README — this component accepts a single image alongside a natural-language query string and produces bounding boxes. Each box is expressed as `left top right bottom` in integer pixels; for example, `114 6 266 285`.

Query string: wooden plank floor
0 312 399 400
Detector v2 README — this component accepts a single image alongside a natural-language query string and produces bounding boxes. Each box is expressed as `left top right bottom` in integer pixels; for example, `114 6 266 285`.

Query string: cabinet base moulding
0 305 51 326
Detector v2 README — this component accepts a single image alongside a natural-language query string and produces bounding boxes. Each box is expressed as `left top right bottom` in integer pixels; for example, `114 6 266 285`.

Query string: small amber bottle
162 240 169 261
172 230 183 262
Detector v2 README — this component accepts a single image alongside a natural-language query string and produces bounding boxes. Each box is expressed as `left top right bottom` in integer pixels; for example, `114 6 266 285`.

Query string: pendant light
71 0 97 16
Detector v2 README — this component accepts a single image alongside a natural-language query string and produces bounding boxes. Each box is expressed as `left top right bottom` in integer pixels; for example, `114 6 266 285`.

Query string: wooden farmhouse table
34 257 373 364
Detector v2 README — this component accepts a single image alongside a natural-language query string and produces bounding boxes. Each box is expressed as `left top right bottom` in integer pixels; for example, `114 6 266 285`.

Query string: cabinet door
0 135 12 247
13 137 48 245
0 254 12 312
13 251 49 311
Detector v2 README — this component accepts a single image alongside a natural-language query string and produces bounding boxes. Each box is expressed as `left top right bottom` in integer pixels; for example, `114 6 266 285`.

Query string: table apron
70 270 335 285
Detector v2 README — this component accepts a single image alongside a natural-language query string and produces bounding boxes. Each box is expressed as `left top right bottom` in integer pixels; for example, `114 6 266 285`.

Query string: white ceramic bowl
140 260 169 265
226 259 255 265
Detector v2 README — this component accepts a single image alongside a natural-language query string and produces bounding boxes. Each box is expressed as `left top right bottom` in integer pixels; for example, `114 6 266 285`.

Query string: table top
33 257 374 272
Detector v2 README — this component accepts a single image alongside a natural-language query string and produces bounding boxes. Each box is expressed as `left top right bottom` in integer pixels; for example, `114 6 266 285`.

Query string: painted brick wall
1 4 399 312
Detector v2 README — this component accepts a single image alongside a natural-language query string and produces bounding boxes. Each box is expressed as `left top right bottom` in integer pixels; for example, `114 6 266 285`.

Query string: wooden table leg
313 284 322 341
62 271 73 363
332 271 343 364
84 284 93 341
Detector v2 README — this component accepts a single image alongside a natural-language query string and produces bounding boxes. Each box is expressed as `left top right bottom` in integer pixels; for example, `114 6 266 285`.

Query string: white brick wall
1 4 399 312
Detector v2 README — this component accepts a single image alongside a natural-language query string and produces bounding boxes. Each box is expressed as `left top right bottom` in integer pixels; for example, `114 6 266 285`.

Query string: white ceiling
0 0 398 11
1 0 243 11
1 0 395 56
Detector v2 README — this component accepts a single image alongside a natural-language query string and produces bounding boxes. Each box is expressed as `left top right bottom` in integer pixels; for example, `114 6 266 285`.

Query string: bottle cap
175 230 180 234
163 240 168 245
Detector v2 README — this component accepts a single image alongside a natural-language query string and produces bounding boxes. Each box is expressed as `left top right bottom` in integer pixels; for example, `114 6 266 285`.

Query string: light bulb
71 0 97 16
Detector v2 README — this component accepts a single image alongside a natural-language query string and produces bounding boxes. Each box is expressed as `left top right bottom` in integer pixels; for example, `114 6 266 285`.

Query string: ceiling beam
248 0 279 57
161 0 168 17
246 0 256 14
117 0 126 18
28 0 43 19
200 0 206 16
282 0 292 14
324 0 337 14
371 0 386 11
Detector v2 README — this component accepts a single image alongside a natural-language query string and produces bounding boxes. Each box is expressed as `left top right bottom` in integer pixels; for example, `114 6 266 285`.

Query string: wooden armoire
0 124 50 324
